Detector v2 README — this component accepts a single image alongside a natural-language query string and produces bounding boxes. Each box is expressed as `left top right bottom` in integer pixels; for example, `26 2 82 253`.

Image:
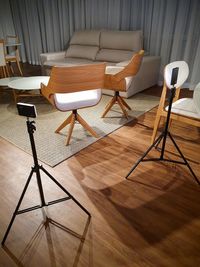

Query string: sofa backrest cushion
70 30 101 46
95 49 135 63
100 30 143 51
66 45 99 60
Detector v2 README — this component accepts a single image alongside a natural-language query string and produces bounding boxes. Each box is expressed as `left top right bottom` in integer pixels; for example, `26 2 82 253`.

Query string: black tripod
126 84 200 185
2 118 90 246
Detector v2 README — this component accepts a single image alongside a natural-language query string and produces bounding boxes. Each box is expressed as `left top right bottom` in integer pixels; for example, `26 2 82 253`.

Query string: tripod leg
2 169 34 245
40 166 91 216
168 132 200 185
126 133 164 179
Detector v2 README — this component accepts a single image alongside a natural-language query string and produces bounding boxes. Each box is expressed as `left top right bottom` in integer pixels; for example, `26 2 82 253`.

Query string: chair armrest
40 51 66 66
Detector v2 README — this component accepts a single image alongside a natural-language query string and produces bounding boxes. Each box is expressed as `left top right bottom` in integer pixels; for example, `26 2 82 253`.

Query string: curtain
1 0 200 85
0 1 15 38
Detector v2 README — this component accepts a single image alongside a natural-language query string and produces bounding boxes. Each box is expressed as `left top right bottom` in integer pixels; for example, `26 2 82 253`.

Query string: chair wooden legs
101 95 117 118
76 113 99 138
120 97 131 110
55 110 98 145
16 59 23 76
6 60 23 76
0 66 9 78
101 91 131 119
151 112 162 145
55 114 73 133
66 114 76 146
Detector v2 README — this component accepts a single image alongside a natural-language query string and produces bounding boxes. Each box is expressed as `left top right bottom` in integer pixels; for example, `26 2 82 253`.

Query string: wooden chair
5 35 23 76
102 50 144 118
41 63 106 145
0 40 9 78
151 67 200 145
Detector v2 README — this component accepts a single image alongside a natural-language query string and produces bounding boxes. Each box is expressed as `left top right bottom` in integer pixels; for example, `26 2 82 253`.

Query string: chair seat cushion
54 89 101 111
165 98 200 119
193 82 200 115
5 54 17 60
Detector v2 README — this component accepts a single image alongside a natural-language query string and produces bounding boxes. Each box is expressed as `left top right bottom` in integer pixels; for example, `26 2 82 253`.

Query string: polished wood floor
0 64 200 267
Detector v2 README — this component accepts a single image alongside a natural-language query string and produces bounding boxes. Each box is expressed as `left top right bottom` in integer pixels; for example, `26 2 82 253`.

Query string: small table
0 77 22 87
8 76 50 103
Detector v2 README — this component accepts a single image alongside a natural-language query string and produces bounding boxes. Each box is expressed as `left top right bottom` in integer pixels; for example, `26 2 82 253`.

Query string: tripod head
27 119 36 134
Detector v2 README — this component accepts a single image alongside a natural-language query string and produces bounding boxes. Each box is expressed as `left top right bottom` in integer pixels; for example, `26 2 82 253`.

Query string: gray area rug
0 92 159 167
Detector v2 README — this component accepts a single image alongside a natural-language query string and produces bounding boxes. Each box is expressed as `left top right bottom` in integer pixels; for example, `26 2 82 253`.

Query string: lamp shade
164 61 189 89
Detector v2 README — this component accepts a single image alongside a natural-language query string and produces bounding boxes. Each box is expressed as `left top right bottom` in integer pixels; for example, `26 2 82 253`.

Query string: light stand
2 118 90 246
126 68 200 185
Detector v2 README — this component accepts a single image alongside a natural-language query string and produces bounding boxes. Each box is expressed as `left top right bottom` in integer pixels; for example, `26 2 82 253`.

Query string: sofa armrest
40 51 66 66
116 51 150 67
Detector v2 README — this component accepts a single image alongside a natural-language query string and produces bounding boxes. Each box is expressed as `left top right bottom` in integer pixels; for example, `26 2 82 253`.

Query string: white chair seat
165 98 200 119
193 82 200 115
54 89 101 111
5 54 16 59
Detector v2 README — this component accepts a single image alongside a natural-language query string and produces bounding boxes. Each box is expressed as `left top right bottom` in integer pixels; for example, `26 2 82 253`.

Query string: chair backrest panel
5 35 20 58
0 40 6 66
114 50 144 81
164 61 189 89
41 63 106 104
104 50 144 91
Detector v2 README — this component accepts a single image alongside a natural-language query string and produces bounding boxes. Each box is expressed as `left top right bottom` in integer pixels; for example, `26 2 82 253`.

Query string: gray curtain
1 0 200 85
0 0 15 37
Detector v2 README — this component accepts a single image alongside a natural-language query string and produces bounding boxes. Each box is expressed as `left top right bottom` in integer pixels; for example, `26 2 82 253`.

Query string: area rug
0 93 159 167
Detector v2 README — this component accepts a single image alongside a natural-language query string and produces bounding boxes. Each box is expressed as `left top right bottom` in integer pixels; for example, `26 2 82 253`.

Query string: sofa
40 30 160 98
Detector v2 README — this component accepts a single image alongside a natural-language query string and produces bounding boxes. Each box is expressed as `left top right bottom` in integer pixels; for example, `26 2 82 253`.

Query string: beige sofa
40 30 160 98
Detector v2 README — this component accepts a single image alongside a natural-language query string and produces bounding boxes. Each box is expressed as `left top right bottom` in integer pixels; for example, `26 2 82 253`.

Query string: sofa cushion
96 49 135 63
66 45 99 60
70 30 100 46
100 30 143 51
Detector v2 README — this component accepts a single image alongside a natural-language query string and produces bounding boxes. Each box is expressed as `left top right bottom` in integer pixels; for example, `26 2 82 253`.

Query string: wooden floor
0 64 200 267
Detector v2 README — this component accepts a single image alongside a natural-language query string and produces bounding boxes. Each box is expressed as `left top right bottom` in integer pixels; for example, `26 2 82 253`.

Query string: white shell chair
151 61 200 144
41 63 106 145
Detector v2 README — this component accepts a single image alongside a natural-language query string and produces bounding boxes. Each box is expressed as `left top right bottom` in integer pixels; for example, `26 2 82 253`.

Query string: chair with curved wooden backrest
0 40 9 78
41 63 106 145
151 61 200 144
102 49 144 118
5 35 23 76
